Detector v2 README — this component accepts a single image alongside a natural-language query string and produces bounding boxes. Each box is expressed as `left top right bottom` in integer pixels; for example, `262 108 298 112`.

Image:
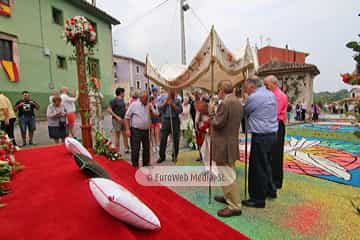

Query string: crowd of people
108 75 290 218
0 87 79 146
0 90 40 146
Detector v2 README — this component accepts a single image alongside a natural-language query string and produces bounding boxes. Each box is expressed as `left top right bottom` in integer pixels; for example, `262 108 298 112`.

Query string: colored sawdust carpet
288 123 360 133
239 136 360 187
174 150 360 240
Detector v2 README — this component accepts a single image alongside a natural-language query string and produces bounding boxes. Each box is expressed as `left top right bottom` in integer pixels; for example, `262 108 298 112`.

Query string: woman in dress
46 95 67 143
149 96 160 152
180 97 193 138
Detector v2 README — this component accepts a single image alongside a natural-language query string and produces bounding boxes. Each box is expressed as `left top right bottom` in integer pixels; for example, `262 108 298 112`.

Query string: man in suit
157 90 183 163
210 80 243 217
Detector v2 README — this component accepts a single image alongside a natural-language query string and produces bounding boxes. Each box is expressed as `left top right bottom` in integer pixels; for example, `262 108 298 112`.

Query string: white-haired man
124 90 152 167
242 77 278 208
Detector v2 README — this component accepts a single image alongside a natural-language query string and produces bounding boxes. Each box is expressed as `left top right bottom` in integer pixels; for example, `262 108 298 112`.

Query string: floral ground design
239 135 360 187
288 123 360 133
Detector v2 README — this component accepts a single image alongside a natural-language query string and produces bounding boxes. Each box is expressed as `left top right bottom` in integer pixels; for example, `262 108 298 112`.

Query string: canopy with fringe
145 27 256 92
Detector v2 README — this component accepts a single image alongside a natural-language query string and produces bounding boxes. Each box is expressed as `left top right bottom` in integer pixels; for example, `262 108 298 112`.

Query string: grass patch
286 128 360 142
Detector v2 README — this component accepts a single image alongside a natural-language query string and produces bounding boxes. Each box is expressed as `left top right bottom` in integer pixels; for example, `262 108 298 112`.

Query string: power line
113 0 173 32
162 0 180 63
189 6 209 33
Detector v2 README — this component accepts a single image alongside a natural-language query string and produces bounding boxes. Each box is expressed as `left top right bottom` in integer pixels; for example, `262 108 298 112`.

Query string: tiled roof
113 54 145 66
257 60 320 76
65 0 120 25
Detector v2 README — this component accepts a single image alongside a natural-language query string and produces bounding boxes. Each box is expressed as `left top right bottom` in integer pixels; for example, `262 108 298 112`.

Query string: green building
0 0 120 114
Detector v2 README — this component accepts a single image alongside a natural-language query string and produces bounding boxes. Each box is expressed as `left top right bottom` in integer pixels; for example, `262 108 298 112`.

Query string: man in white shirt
60 87 78 138
124 90 152 167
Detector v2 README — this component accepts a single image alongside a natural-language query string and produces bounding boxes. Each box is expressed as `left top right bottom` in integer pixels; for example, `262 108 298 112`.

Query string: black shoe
157 158 165 164
214 195 227 204
196 157 202 162
242 199 265 208
267 191 277 199
217 207 242 217
22 143 27 147
29 141 35 145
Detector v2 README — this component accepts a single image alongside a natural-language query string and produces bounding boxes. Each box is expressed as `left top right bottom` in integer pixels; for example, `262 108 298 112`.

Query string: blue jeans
19 115 36 134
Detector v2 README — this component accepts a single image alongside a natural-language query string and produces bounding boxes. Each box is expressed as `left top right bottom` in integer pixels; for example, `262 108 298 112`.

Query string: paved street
15 112 188 165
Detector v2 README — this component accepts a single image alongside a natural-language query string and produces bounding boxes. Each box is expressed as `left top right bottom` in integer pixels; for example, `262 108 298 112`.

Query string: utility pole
180 0 189 64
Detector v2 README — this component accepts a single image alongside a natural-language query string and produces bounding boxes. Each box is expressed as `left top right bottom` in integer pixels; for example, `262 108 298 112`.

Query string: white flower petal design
239 137 351 180
285 138 351 180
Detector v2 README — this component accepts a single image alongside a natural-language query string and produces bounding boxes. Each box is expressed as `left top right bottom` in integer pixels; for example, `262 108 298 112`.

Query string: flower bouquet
341 73 360 85
184 122 197 150
64 16 97 48
94 130 121 161
0 130 23 207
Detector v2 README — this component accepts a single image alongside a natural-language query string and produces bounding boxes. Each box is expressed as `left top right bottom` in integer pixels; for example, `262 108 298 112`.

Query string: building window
114 70 117 79
52 7 63 25
136 65 140 74
56 56 67 69
136 81 140 89
88 58 100 78
0 39 13 61
145 83 148 90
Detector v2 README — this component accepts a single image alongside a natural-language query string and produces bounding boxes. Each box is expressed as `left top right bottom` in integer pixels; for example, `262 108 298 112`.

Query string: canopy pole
209 26 215 204
243 68 249 200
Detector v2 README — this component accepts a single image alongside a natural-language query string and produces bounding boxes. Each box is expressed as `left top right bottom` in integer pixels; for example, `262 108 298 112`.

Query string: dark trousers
0 118 16 145
130 127 150 167
270 121 286 189
248 133 276 202
159 118 180 161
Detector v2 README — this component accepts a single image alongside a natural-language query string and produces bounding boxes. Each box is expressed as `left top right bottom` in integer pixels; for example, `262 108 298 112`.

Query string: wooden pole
209 26 215 204
75 39 93 149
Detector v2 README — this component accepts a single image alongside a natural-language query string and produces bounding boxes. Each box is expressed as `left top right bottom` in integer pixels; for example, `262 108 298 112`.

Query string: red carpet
0 145 249 240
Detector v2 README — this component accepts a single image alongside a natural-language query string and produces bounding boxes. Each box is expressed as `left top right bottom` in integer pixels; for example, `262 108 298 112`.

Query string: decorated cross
64 16 97 149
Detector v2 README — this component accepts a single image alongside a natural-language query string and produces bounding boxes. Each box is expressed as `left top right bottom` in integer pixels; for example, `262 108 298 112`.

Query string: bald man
264 75 288 189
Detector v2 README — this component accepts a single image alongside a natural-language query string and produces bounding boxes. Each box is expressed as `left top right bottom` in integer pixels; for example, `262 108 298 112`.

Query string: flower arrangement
341 40 360 85
94 130 121 161
184 122 197 149
0 131 23 207
341 73 360 85
64 16 96 47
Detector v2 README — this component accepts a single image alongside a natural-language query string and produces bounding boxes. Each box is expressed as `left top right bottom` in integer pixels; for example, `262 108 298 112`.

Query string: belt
131 127 149 131
252 132 276 137
163 117 179 120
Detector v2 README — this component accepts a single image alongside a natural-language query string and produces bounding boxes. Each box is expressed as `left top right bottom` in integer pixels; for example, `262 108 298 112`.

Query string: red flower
341 74 350 83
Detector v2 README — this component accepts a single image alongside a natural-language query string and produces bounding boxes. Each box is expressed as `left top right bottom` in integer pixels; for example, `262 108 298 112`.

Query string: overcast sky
96 0 360 92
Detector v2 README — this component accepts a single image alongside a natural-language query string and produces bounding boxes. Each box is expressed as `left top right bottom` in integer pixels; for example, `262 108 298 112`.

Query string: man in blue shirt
157 90 183 163
242 77 278 208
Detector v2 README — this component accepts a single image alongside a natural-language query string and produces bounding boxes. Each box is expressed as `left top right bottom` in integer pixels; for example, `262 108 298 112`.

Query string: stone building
256 46 320 112
350 88 360 99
